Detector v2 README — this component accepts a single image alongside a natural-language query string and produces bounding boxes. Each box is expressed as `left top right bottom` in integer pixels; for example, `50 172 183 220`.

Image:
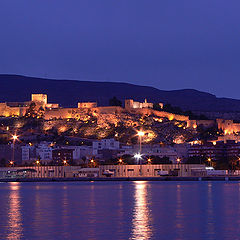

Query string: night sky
0 1 240 99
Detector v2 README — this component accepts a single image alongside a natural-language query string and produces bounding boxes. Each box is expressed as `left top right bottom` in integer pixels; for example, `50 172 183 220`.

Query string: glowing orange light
12 135 18 141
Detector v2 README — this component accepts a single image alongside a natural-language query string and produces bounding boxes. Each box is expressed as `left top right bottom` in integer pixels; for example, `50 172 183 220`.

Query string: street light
137 131 145 137
118 158 123 165
90 159 95 167
134 153 142 176
176 158 181 164
208 158 212 167
11 134 18 165
36 160 40 166
137 131 145 154
9 161 14 167
147 158 151 164
63 160 67 165
12 135 18 141
134 153 142 162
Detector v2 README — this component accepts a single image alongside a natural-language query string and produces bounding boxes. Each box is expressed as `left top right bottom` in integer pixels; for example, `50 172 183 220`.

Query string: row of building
19 139 240 164
1 137 240 166
20 139 187 164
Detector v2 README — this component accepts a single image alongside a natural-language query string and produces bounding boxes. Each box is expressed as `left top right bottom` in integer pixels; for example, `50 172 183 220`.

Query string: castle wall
78 102 97 108
217 119 240 134
187 120 215 129
44 108 83 119
0 103 28 117
128 108 189 121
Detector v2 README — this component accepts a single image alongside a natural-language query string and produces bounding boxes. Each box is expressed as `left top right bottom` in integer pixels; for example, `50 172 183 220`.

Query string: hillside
0 74 240 112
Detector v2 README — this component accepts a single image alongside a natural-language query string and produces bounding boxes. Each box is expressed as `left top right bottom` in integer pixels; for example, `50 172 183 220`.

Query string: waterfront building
100 164 206 177
64 145 93 163
21 142 53 164
93 138 120 155
0 166 81 178
188 140 240 161
119 144 189 163
36 142 52 162
52 148 74 164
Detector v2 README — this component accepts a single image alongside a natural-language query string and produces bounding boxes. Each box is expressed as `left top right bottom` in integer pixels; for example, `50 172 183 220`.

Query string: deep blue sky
0 1 240 99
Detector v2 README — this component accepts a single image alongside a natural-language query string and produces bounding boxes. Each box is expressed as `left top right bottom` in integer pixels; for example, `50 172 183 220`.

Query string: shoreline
1 176 240 182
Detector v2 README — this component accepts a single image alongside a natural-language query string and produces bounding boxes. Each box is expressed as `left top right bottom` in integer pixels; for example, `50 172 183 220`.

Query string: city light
119 158 123 164
36 160 40 165
12 135 18 141
63 160 67 165
176 158 181 164
137 131 145 137
147 158 151 164
9 161 14 166
134 153 142 160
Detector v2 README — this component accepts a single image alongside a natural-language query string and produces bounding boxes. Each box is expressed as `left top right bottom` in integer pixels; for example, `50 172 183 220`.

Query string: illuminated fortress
1 94 240 137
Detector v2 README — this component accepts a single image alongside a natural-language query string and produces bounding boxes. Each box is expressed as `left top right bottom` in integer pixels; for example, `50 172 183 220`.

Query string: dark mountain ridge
0 74 239 112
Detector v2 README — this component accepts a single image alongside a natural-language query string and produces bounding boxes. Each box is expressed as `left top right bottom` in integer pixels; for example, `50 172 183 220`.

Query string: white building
93 139 120 155
21 145 35 162
36 142 52 161
119 144 188 163
21 142 53 164
64 145 93 162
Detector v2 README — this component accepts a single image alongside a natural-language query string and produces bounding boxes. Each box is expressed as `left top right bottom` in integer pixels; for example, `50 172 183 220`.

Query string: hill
0 74 239 112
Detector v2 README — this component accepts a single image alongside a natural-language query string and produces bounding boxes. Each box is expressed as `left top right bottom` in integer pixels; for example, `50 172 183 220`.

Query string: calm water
0 181 240 240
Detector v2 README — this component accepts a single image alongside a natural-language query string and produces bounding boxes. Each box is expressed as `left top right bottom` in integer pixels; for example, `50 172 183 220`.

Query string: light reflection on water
6 182 23 240
175 184 184 239
1 181 240 239
130 181 152 240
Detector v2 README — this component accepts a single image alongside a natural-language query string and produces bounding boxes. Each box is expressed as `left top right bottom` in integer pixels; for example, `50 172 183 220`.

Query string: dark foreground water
0 182 240 240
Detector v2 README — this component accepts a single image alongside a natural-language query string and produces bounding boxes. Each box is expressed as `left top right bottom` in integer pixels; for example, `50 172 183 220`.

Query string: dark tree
25 102 37 118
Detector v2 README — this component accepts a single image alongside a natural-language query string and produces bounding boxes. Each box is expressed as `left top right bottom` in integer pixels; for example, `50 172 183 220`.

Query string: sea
0 181 240 240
